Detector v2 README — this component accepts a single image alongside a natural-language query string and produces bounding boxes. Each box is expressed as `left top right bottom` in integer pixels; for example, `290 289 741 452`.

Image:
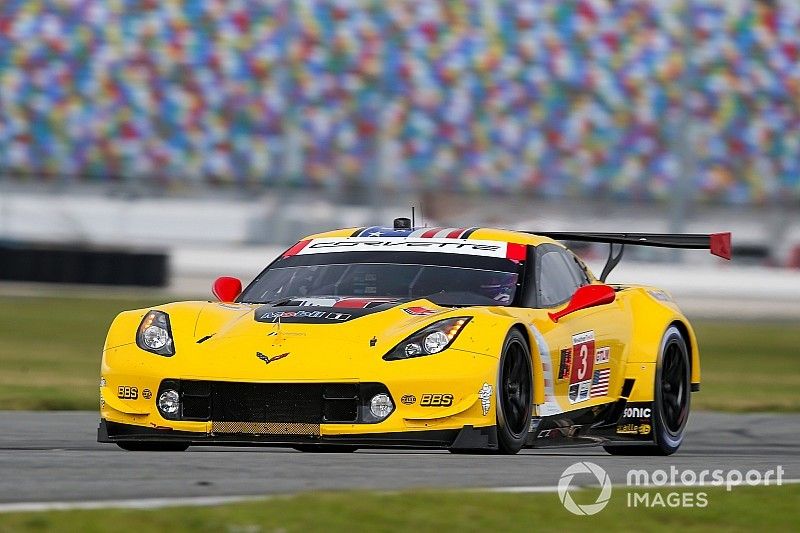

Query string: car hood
179 297 462 380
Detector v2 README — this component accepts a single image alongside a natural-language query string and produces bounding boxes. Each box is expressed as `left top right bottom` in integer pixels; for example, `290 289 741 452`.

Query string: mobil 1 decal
568 331 595 404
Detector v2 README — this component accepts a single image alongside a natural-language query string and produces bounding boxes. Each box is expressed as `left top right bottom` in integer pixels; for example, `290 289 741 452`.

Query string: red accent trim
505 243 527 261
446 228 466 239
402 306 437 316
549 284 616 323
282 239 310 257
420 228 442 238
212 276 242 303
333 298 396 309
710 232 732 260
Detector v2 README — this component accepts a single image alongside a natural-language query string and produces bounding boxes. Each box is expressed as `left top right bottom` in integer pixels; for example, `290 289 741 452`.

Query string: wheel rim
500 340 531 437
660 341 689 435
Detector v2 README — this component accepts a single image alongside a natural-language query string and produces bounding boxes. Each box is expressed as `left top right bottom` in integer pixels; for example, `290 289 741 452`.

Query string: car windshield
241 254 521 307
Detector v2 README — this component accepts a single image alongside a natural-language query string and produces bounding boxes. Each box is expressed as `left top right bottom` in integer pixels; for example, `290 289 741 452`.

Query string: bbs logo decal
117 386 138 400
420 394 453 407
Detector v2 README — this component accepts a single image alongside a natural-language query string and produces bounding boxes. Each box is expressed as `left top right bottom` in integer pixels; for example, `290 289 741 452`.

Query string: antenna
411 206 416 228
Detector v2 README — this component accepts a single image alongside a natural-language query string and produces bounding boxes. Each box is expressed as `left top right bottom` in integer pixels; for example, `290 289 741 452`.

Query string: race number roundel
570 331 595 384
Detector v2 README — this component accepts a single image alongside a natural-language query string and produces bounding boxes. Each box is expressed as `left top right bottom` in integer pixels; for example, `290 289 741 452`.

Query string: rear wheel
116 441 190 452
496 330 533 455
604 326 690 456
293 445 358 453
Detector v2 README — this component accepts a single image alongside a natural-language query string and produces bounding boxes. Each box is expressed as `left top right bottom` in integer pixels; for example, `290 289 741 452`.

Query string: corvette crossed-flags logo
256 352 289 365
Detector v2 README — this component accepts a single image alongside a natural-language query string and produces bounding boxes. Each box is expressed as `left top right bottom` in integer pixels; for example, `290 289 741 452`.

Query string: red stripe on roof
446 228 466 238
506 243 527 261
282 239 310 257
420 228 442 238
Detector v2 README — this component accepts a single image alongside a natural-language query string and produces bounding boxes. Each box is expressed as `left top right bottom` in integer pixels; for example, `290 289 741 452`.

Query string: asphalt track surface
1 411 798 505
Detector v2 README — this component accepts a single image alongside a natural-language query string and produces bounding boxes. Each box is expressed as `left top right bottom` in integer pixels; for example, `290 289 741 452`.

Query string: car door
534 245 630 413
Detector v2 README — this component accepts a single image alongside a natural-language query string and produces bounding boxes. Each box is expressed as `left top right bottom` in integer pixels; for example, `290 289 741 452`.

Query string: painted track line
2 479 799 513
484 478 800 493
0 495 271 513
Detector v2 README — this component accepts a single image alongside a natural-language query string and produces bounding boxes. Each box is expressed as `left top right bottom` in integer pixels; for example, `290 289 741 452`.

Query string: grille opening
182 396 211 420
168 381 383 424
323 383 359 399
182 380 211 396
323 399 359 422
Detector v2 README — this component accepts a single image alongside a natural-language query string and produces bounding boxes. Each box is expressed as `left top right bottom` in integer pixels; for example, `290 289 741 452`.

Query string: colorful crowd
0 0 798 204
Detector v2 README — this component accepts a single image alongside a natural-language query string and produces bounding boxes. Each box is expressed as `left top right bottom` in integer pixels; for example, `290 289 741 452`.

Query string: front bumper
98 419 498 450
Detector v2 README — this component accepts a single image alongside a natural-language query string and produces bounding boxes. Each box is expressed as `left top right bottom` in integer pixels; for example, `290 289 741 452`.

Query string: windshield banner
295 237 522 259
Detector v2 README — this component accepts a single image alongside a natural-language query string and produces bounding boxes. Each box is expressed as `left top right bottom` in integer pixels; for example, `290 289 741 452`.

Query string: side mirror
549 284 616 323
212 276 242 303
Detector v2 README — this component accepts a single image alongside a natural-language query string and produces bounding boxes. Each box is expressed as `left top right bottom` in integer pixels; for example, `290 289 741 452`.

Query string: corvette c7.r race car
98 220 732 455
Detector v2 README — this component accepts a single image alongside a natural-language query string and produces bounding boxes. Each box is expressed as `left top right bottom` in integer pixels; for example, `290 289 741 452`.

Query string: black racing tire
116 441 190 452
495 329 533 455
604 325 691 456
293 445 358 453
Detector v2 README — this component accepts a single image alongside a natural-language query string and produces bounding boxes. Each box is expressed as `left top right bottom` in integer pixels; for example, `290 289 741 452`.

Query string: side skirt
527 401 656 448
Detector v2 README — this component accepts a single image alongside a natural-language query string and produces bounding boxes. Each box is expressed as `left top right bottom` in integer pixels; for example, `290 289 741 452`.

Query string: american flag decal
590 368 610 397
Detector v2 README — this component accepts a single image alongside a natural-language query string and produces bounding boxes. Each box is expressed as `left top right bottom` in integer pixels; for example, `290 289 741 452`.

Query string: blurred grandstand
0 1 799 277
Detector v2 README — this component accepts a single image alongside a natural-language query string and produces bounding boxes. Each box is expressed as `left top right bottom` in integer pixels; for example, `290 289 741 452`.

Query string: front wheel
605 325 691 456
495 329 533 455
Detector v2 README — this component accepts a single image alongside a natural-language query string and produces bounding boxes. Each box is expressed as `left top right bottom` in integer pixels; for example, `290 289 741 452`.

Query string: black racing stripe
350 227 366 237
461 227 480 239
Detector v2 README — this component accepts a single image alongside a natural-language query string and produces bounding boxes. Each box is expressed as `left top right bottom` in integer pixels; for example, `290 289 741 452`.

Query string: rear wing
525 231 732 282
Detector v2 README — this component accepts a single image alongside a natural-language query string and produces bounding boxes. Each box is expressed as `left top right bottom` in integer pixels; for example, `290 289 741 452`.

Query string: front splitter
98 419 498 450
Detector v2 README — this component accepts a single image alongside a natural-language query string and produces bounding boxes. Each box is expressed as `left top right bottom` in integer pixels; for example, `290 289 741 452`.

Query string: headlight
136 310 175 356
383 317 471 361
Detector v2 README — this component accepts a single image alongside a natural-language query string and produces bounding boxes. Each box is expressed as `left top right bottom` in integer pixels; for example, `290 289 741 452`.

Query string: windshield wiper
239 296 304 306
419 290 503 307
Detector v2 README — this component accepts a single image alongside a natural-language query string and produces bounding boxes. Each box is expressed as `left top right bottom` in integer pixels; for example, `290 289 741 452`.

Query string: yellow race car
98 220 731 455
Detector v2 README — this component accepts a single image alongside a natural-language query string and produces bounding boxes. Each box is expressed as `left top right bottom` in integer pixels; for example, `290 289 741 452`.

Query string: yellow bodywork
100 227 700 440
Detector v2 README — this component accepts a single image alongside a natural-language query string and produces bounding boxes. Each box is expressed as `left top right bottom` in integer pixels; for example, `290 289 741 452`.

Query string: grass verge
0 294 797 411
0 295 167 410
0 485 798 532
690 320 800 412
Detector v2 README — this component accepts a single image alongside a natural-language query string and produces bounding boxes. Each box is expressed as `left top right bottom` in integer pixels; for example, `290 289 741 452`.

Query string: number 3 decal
570 331 595 385
577 344 589 380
